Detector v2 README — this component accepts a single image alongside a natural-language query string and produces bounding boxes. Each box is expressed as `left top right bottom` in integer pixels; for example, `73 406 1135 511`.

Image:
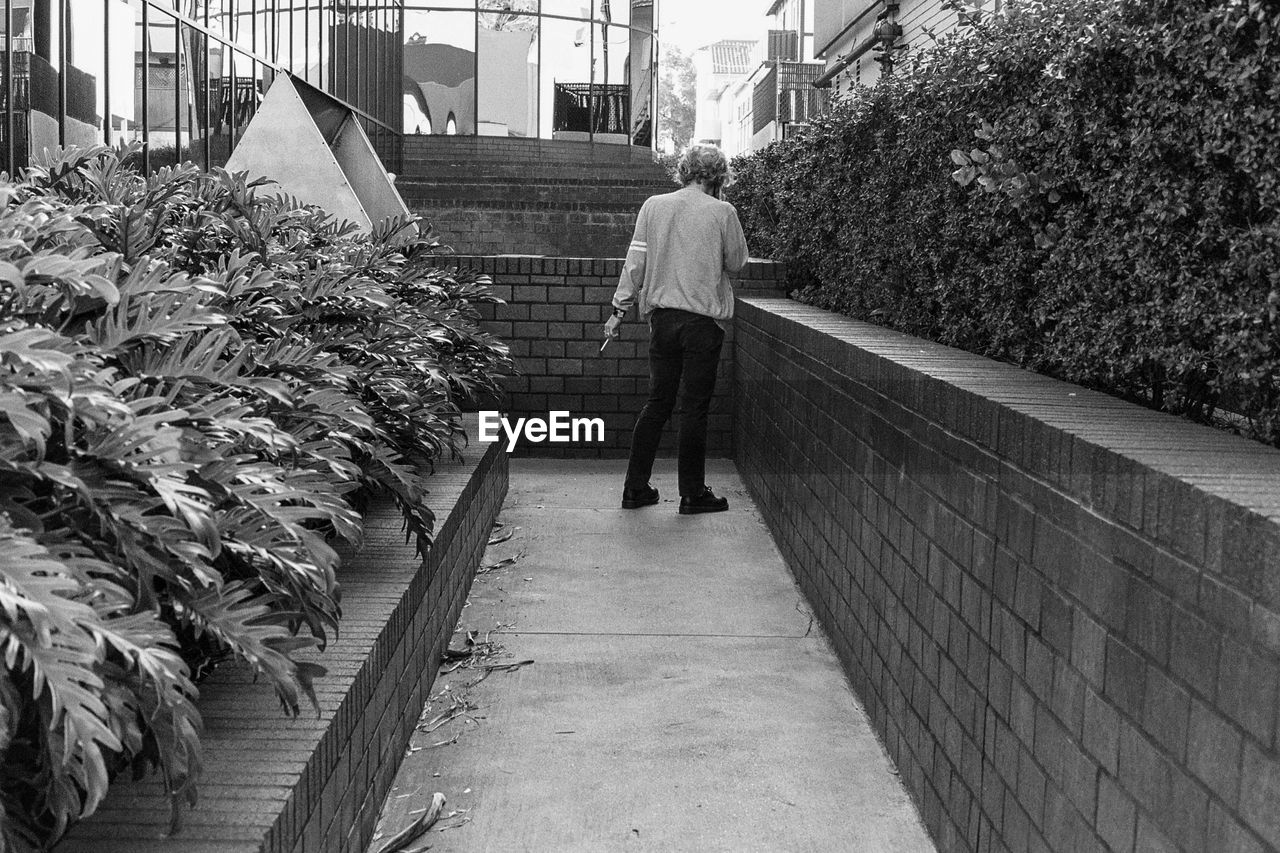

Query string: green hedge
728 0 1280 446
0 145 510 848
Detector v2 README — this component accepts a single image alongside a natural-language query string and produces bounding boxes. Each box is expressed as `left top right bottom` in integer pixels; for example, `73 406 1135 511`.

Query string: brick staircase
394 137 675 257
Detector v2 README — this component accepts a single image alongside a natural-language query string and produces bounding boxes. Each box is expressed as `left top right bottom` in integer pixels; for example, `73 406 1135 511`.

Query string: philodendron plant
0 144 510 849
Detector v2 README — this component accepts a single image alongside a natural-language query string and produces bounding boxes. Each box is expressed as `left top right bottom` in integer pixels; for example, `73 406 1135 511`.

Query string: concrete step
400 191 664 211
400 165 670 181
401 147 658 161
401 136 656 159
397 136 666 256
396 171 671 187
398 156 669 171
400 180 667 205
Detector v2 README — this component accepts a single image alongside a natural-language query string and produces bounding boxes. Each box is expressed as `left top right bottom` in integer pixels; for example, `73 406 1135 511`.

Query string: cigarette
600 337 611 353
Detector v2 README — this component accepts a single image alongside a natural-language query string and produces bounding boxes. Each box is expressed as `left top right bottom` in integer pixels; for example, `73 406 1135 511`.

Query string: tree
657 45 696 154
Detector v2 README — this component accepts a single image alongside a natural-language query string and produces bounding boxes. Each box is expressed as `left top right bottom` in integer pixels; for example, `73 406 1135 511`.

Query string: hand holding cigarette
602 313 623 352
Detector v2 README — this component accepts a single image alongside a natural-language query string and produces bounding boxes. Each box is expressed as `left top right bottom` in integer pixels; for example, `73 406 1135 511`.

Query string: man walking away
603 143 749 515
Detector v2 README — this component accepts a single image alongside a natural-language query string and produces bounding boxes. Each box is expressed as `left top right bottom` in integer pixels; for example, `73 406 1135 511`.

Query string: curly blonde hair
674 143 730 188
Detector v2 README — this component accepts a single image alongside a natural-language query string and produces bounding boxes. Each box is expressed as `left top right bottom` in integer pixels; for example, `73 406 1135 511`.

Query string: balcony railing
768 29 799 62
0 53 30 168
1 50 98 125
552 82 629 136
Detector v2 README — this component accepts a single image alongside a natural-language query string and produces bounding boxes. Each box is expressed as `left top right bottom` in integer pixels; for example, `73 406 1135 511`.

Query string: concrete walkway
368 459 934 853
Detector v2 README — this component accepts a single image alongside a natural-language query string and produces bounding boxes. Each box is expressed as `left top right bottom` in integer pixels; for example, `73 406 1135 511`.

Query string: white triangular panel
226 74 408 234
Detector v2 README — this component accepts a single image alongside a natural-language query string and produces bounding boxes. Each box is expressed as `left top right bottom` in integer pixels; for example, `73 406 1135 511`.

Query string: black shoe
679 486 728 515
621 484 659 509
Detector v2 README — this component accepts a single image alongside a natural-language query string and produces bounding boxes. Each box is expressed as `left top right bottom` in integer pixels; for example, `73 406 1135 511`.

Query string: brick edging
734 298 1280 853
60 416 509 853
423 254 787 282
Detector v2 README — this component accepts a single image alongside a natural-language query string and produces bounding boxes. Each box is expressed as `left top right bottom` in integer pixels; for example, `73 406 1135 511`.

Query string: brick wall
61 417 508 853
411 205 655 258
734 298 1280 853
399 137 674 257
432 255 787 458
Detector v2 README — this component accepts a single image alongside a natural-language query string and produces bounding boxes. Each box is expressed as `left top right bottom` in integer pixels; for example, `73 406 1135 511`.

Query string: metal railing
0 51 28 169
552 82 629 136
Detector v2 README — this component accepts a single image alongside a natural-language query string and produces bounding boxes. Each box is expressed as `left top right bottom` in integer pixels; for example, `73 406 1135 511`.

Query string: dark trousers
624 307 725 496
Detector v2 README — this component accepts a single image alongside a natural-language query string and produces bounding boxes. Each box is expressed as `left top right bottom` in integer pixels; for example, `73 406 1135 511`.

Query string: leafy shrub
0 144 510 848
728 0 1280 445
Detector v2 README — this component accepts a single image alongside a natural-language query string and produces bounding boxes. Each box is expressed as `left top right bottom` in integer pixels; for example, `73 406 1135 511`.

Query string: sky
659 0 772 55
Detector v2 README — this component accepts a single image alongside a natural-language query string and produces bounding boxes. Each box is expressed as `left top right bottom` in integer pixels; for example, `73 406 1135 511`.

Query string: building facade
690 38 754 148
812 0 966 94
693 0 824 158
0 0 661 177
402 1 658 147
1 1 403 175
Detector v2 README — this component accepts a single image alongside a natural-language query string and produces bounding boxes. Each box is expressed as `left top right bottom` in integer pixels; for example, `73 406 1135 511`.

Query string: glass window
542 0 588 19
289 1 308 76
210 0 233 46
224 45 240 158
138 4 188 164
18 0 63 156
404 0 476 8
0 3 30 167
332 1 351 101
359 0 370 113
229 0 256 53
477 11 536 137
2 2 34 57
183 26 211 169
65 0 112 148
540 15 590 141
595 0 627 26
592 5 628 139
307 1 324 87
204 37 230 164
478 0 536 12
1 0 662 173
628 8 653 145
375 1 392 124
173 19 193 165
253 2 277 65
229 50 258 147
403 9 475 134
629 0 653 35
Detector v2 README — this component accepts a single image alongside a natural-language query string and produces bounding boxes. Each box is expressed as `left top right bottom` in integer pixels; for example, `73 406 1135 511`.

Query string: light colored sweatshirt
611 185 750 323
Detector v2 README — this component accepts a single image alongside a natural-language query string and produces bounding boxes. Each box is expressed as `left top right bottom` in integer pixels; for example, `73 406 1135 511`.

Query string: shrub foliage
728 0 1280 445
0 145 509 848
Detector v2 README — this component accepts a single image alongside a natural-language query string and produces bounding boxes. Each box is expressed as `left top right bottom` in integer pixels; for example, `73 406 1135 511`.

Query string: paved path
369 459 934 853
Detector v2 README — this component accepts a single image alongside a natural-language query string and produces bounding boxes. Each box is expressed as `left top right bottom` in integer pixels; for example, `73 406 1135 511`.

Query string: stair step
397 174 670 186
402 166 663 177
402 137 654 153
399 189 660 201
398 182 667 194
406 203 646 214
395 137 665 256
399 183 669 209
399 162 669 175
401 153 656 166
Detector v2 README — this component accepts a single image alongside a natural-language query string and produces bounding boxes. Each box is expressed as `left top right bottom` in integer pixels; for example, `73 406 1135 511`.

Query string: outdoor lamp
874 18 904 45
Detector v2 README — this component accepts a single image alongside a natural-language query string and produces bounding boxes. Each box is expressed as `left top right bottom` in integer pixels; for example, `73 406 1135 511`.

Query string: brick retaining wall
61 417 508 853
433 255 787 458
400 137 672 256
410 205 654 258
734 298 1280 853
